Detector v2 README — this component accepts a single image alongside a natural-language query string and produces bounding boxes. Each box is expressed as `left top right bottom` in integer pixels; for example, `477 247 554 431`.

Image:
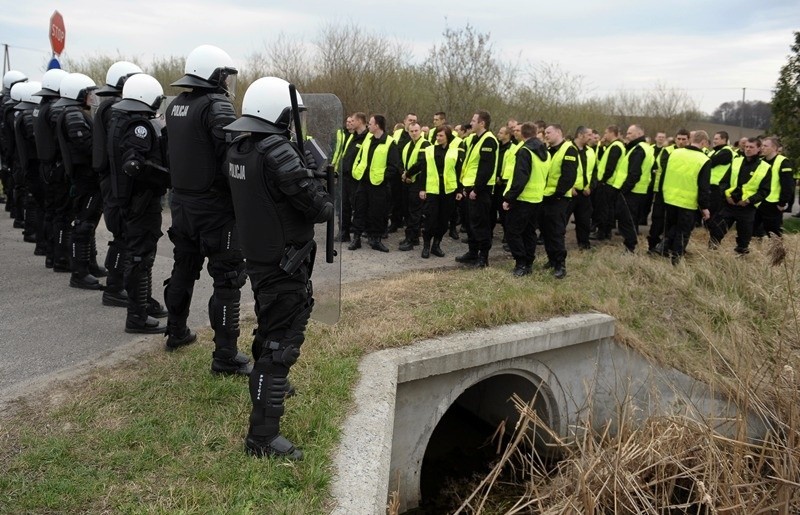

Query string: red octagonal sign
50 11 65 55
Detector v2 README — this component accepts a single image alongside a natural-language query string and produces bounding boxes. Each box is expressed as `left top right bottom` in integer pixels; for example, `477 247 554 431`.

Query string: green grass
2 231 799 513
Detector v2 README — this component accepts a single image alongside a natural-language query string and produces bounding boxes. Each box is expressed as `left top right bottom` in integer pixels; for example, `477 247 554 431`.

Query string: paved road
0 209 215 398
0 204 476 403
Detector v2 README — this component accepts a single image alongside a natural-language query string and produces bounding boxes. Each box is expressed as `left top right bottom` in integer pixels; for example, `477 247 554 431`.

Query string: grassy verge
2 231 800 513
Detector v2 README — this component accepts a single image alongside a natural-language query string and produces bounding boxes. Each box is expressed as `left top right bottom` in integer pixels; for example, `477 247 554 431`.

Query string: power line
0 43 51 55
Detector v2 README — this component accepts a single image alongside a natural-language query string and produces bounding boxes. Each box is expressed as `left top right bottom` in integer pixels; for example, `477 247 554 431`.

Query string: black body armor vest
14 109 38 171
56 106 93 178
166 91 235 193
226 135 315 264
92 97 118 175
108 110 169 203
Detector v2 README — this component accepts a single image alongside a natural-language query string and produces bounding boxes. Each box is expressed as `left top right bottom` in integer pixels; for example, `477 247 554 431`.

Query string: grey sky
1 1 797 114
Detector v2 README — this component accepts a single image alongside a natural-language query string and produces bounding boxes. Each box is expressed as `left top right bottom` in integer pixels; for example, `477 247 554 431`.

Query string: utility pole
2 44 10 75
739 87 746 139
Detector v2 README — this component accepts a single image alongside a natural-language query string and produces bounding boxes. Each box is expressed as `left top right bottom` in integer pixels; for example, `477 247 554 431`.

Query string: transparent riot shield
302 93 343 324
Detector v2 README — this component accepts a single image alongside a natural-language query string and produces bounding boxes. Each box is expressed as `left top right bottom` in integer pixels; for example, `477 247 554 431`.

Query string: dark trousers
755 201 784 237
505 201 539 265
352 180 389 238
388 173 404 227
465 188 493 253
124 189 163 317
492 181 507 236
566 193 592 248
538 197 569 266
615 190 642 251
340 175 357 236
404 185 423 241
592 183 614 237
664 205 697 258
708 204 756 251
647 194 666 251
708 185 724 220
422 192 455 242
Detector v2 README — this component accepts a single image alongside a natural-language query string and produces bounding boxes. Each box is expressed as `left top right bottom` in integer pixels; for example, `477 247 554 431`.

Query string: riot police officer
1 70 28 222
54 73 105 289
108 74 171 334
33 68 70 270
224 77 333 459
12 81 45 253
94 61 143 307
163 45 248 372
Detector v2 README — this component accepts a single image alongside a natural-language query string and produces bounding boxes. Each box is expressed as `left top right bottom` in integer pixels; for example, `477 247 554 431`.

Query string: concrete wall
330 313 766 514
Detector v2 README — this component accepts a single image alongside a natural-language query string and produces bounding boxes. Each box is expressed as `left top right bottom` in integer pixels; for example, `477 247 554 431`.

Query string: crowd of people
0 49 795 459
331 111 796 273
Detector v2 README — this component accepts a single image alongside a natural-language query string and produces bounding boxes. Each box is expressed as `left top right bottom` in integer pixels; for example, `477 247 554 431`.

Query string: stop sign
49 11 65 55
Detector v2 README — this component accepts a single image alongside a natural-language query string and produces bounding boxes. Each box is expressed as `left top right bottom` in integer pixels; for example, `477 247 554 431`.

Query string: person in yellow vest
348 114 401 252
707 137 772 254
540 124 578 278
658 130 711 264
340 112 369 243
398 122 431 251
737 137 749 156
502 122 549 276
330 117 351 175
606 124 654 253
590 125 625 241
639 131 667 225
493 125 515 242
755 136 795 236
389 113 417 233
648 129 688 255
707 131 735 220
454 110 499 268
567 126 596 250
427 111 447 143
416 125 466 258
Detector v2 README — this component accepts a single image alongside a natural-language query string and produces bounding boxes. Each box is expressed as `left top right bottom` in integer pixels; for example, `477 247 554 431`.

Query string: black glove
304 149 318 171
123 160 142 177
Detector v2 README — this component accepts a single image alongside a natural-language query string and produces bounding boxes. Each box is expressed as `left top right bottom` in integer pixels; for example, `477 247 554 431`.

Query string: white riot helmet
97 61 143 96
13 82 42 111
114 74 165 114
224 77 302 134
53 73 97 108
171 44 237 93
2 70 27 93
8 82 27 105
35 68 69 98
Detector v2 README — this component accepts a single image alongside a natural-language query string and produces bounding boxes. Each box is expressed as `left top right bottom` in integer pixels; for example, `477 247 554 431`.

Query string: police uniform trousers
465 187 493 254
422 192 456 243
754 201 784 238
43 163 71 268
388 171 405 229
647 194 667 253
164 191 246 359
23 162 46 251
351 179 389 240
708 204 756 252
708 185 724 220
538 197 569 267
68 171 103 275
566 192 592 249
100 175 127 293
247 259 313 442
663 204 697 259
614 189 642 251
505 201 539 267
124 188 163 320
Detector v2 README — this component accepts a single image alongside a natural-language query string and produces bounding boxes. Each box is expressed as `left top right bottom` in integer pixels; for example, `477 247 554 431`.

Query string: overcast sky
2 1 798 115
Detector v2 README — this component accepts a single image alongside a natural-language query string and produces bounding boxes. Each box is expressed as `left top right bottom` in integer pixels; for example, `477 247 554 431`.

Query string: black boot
430 238 445 257
88 237 108 278
474 251 489 268
145 269 168 318
455 250 478 264
210 289 251 376
69 240 102 290
448 227 460 240
125 271 166 334
102 242 127 307
399 236 418 251
369 237 390 252
52 225 71 272
421 240 430 258
165 325 197 351
553 263 567 279
347 234 362 250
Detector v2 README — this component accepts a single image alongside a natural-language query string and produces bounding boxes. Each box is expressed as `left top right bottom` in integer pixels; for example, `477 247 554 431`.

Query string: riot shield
302 93 343 325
